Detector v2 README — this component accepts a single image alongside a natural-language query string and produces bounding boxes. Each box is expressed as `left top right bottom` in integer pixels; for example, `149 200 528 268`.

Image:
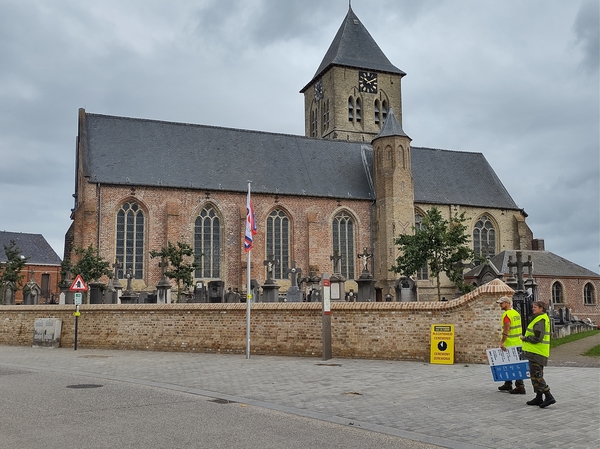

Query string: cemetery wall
0 280 512 364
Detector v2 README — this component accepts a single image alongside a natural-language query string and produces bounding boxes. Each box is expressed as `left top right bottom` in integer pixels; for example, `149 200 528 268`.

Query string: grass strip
550 329 600 348
583 345 600 357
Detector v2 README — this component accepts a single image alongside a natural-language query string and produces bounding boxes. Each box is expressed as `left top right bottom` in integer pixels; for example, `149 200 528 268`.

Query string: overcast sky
1 0 598 273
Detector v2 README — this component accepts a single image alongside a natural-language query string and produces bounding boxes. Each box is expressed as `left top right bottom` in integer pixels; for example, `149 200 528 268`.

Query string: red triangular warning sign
70 274 88 292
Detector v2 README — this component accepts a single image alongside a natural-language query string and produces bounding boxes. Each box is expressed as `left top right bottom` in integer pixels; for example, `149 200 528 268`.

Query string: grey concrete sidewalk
1 344 598 449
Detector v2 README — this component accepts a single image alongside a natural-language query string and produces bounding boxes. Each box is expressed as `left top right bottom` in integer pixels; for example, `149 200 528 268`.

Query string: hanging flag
244 187 257 252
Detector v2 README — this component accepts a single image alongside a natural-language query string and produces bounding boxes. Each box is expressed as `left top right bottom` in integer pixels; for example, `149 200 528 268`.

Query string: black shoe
526 393 543 406
498 383 513 391
539 392 556 408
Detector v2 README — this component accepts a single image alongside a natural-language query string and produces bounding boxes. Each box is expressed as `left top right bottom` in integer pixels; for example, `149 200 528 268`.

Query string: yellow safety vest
521 313 550 358
501 309 522 347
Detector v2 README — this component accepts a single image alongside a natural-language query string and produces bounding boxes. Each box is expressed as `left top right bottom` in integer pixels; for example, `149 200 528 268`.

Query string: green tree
391 207 475 301
0 240 28 304
150 241 200 302
70 245 112 284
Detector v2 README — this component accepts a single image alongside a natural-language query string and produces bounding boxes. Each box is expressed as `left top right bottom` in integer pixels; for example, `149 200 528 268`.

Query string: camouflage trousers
529 360 549 393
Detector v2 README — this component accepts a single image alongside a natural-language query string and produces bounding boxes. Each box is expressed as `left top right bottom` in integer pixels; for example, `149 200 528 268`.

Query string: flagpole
246 181 252 359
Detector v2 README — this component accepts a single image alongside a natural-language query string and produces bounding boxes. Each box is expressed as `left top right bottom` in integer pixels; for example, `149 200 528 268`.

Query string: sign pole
322 273 332 361
74 304 79 350
70 276 87 351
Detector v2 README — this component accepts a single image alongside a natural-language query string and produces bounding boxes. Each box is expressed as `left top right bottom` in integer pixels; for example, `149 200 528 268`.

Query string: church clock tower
300 7 406 143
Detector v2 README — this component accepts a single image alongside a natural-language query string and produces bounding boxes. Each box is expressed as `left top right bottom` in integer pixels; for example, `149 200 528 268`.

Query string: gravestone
89 282 104 304
395 278 416 302
120 268 139 304
23 272 41 305
262 255 280 302
109 259 124 304
286 261 302 303
32 318 62 348
156 257 172 304
329 250 345 300
208 280 225 303
2 282 15 305
225 288 240 303
356 248 375 301
557 308 565 325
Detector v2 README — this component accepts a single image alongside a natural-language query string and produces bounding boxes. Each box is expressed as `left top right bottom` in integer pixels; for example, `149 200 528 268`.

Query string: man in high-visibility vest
520 301 556 408
496 296 526 394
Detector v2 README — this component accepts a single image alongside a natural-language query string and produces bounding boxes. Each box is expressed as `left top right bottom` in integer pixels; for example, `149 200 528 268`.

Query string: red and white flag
244 188 257 252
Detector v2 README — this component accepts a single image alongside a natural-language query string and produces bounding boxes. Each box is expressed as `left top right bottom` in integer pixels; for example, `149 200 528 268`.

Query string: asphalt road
0 365 441 449
0 336 598 449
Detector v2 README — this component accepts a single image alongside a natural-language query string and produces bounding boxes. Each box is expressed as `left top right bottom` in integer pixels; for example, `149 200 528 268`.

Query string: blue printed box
486 347 530 382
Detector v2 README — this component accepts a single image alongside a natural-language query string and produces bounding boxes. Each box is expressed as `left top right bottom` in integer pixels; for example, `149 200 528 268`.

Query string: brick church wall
72 182 372 293
0 280 513 364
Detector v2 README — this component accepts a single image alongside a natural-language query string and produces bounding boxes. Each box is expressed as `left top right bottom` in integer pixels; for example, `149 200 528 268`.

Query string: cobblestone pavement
1 339 598 449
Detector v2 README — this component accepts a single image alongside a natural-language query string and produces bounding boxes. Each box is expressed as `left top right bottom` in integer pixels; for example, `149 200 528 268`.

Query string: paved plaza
0 336 598 449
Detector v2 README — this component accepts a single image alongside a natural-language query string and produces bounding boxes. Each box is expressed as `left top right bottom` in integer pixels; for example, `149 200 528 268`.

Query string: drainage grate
208 398 235 404
66 384 103 389
315 363 342 367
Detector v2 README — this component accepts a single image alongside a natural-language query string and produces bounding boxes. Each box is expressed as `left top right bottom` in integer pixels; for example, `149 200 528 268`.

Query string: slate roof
374 108 410 139
301 7 405 93
81 111 521 210
0 231 62 266
465 250 600 278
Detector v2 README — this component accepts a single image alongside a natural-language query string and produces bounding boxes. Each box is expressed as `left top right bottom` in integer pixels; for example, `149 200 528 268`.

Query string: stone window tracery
116 201 144 279
266 209 289 279
551 281 564 304
194 205 221 279
584 282 596 305
473 215 496 258
333 211 355 279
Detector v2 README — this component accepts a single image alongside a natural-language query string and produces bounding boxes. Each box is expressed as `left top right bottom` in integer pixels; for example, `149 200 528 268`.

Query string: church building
67 7 541 301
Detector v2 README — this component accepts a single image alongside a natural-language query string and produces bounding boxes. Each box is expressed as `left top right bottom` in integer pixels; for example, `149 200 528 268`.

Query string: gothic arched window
374 99 389 126
584 283 596 305
473 215 496 258
348 96 355 121
322 99 330 131
382 100 388 122
415 213 428 280
551 282 563 304
332 211 355 279
116 201 144 279
194 205 221 279
266 209 289 279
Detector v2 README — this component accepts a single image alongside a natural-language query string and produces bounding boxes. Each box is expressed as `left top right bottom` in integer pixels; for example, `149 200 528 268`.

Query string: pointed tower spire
373 108 410 140
301 7 405 92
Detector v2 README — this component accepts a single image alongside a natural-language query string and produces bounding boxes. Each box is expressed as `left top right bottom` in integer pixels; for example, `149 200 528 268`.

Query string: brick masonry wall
0 280 513 364
535 277 600 323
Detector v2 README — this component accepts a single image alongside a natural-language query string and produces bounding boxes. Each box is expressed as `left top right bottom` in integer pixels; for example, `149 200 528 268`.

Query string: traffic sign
74 292 83 305
70 275 88 292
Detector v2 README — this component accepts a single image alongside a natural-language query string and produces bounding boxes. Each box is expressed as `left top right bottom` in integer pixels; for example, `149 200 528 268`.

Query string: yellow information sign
430 324 454 364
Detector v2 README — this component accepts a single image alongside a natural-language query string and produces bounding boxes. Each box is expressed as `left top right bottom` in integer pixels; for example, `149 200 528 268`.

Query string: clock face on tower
358 71 378 93
314 78 323 101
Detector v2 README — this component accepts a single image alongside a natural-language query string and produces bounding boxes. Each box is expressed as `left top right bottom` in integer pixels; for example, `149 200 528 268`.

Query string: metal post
322 273 332 361
74 304 79 351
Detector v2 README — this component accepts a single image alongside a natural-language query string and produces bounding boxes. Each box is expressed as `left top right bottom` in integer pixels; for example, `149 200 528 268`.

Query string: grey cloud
573 0 600 73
